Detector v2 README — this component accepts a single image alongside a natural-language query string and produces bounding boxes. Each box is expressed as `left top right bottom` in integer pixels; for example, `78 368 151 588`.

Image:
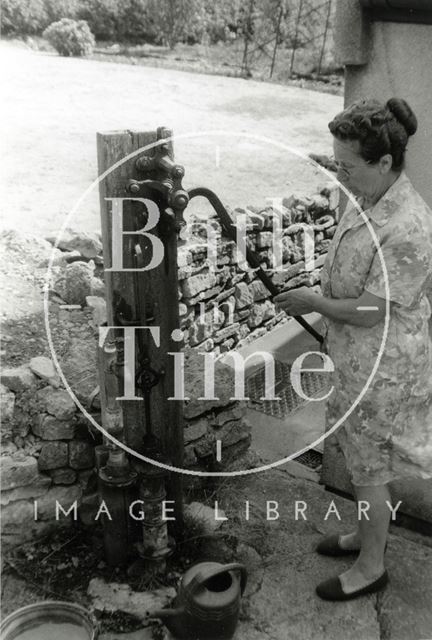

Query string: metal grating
246 359 331 419
293 449 323 470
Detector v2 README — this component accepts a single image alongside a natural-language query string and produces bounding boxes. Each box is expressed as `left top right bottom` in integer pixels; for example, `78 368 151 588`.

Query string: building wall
335 1 432 208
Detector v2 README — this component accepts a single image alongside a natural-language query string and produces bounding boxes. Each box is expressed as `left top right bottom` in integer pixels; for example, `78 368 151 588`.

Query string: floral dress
320 171 432 485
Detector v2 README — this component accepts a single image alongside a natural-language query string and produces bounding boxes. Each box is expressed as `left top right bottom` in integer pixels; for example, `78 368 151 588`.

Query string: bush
1 0 49 35
43 18 95 56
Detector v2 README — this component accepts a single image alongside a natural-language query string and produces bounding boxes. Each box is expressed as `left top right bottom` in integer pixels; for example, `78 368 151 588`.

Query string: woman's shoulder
385 173 432 238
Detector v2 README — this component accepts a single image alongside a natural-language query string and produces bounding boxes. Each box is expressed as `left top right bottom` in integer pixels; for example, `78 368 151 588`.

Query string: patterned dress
320 171 432 485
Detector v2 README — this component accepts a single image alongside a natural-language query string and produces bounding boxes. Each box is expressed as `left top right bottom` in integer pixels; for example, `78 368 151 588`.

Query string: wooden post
97 128 183 533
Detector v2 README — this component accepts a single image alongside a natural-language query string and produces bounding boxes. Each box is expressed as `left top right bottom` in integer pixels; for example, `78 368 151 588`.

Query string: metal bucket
0 601 98 640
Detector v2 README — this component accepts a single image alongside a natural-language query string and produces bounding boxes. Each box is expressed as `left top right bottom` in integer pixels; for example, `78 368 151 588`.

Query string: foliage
43 18 95 56
1 0 50 35
75 0 119 40
145 0 207 48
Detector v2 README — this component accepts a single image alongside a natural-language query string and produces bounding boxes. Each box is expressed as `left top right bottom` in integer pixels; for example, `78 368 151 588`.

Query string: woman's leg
339 483 390 592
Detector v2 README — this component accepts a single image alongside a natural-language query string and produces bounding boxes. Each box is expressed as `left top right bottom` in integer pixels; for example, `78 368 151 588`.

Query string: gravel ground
1 40 342 239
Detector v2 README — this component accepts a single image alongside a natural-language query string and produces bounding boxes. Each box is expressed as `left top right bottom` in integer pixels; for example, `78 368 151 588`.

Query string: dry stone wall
0 181 339 544
178 183 338 353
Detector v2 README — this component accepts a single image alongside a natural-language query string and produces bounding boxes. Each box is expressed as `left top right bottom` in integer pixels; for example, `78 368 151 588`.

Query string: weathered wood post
97 128 184 538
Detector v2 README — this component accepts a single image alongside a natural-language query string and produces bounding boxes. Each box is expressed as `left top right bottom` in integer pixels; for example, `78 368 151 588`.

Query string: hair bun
387 98 417 136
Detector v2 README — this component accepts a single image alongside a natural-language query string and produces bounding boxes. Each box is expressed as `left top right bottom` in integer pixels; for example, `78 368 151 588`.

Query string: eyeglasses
334 158 374 175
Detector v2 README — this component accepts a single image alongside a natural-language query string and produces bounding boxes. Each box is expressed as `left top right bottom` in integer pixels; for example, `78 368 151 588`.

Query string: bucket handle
188 562 247 598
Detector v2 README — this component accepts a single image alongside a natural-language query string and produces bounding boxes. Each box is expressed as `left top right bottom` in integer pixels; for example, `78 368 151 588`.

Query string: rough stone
210 405 245 428
249 280 269 302
0 456 40 490
54 260 97 306
37 387 76 420
86 296 107 326
87 578 175 623
255 231 273 249
184 501 226 533
38 442 69 471
234 282 253 309
29 356 60 387
0 366 36 392
69 440 95 470
50 467 77 485
247 300 275 328
184 284 222 306
46 228 102 259
32 414 75 440
0 475 51 505
183 350 246 419
91 276 105 298
36 484 82 520
213 323 240 344
181 270 217 298
60 336 97 403
184 417 208 444
0 383 15 420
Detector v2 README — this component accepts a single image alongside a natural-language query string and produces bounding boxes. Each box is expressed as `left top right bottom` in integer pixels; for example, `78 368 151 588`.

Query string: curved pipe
188 187 323 344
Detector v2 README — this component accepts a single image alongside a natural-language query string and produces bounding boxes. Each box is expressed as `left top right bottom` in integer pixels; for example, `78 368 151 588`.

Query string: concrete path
0 42 342 237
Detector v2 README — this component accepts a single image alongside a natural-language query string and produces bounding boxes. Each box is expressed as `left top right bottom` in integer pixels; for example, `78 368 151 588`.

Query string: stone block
181 270 217 298
184 417 208 444
46 228 102 259
38 442 69 471
51 467 77 485
36 484 82 520
0 383 15 420
247 300 275 328
249 280 269 302
37 387 76 420
255 232 273 249
32 414 75 440
86 296 107 326
1 366 36 392
0 456 39 490
234 282 253 309
69 440 95 470
29 356 58 385
1 500 35 529
183 350 246 419
213 323 240 344
0 472 50 505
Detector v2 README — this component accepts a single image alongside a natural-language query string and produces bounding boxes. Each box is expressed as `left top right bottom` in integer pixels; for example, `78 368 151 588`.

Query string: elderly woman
275 97 432 601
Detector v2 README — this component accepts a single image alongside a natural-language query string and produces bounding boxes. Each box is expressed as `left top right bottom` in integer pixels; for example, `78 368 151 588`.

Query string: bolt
129 181 140 194
173 165 185 178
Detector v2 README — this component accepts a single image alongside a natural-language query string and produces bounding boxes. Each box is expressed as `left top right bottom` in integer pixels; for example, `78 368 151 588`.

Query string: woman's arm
274 287 388 328
311 289 388 328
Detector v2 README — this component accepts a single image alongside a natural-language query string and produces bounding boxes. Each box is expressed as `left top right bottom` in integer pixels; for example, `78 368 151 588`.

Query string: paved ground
0 41 342 238
3 465 431 640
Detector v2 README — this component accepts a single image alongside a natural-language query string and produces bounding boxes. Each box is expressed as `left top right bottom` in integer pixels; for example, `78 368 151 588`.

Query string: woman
274 97 432 601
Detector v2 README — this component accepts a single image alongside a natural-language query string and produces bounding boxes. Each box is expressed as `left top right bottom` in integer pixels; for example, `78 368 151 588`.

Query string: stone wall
178 183 338 354
0 180 339 544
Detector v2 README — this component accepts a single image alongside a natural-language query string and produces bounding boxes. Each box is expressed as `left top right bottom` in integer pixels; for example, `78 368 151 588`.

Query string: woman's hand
274 286 318 316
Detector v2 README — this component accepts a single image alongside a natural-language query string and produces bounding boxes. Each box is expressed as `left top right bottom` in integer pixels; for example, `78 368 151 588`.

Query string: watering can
147 561 247 640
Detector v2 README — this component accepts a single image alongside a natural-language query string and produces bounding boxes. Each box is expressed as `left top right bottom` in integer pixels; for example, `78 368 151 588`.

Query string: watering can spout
146 606 185 637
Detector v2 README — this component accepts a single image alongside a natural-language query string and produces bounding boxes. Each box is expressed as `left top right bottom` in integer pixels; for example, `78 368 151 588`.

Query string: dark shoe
316 570 389 601
316 535 360 557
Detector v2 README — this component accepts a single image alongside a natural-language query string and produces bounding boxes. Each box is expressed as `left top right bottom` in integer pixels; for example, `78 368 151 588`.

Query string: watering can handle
188 563 247 597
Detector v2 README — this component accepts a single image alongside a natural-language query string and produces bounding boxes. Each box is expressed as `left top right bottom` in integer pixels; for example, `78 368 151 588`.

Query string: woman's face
333 137 391 201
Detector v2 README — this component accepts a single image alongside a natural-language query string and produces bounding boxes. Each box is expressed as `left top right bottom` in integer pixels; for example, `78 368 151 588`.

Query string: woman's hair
328 97 417 170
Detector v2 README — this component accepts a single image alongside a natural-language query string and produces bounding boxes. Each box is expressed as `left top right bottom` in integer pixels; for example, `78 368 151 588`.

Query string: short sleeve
364 232 432 308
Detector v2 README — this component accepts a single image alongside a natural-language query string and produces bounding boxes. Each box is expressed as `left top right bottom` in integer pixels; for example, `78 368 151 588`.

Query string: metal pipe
187 186 323 344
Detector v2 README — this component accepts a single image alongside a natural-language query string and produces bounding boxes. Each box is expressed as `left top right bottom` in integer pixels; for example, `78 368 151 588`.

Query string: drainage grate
293 449 323 470
246 359 331 419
